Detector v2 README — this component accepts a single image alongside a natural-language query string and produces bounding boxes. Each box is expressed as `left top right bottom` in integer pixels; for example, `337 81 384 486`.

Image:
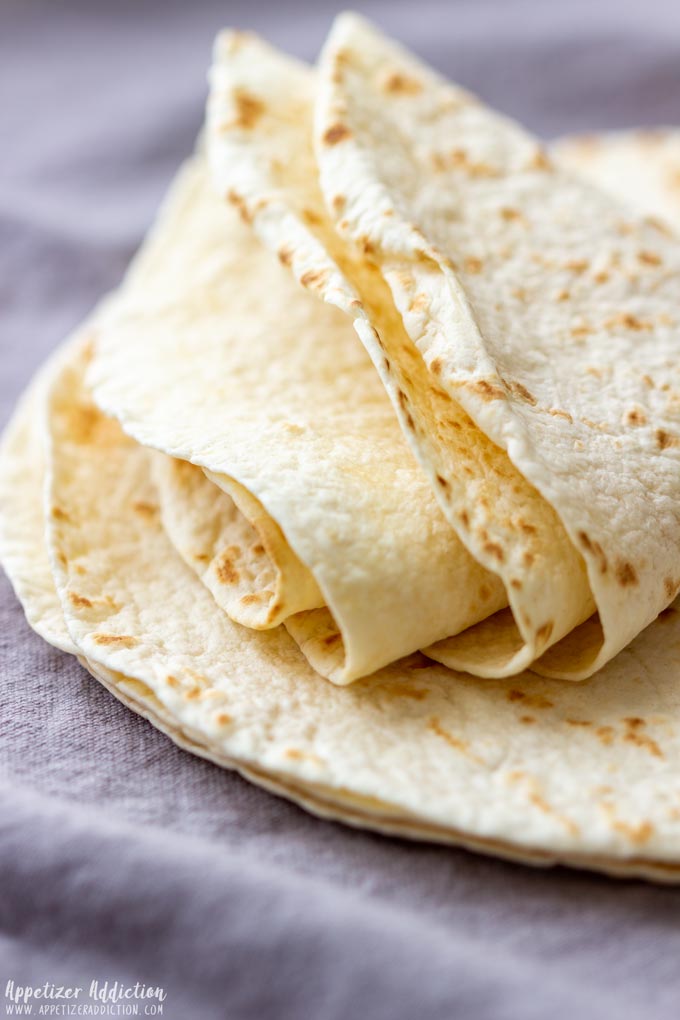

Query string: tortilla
207 29 593 679
308 13 680 680
38 336 680 880
87 157 505 684
554 129 680 231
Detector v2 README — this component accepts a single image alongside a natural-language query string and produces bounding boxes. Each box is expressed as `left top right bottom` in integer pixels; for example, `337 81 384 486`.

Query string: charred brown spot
303 208 322 226
624 406 647 427
430 358 443 376
253 543 265 556
300 268 329 290
565 259 589 274
528 148 552 171
278 246 294 267
52 507 71 523
383 71 422 94
92 634 138 648
656 429 680 450
606 312 653 332
472 379 506 401
323 123 351 146
593 271 610 284
596 725 614 746
507 380 537 406
435 473 450 491
323 632 342 647
166 675 180 688
240 593 263 606
463 255 483 274
332 194 346 214
510 579 522 590
226 189 252 224
500 207 524 223
615 560 638 587
231 88 264 129
459 509 470 527
215 711 232 726
566 718 592 727
664 577 680 599
68 592 92 609
638 250 662 266
215 547 241 585
483 541 505 562
132 501 157 517
520 715 536 725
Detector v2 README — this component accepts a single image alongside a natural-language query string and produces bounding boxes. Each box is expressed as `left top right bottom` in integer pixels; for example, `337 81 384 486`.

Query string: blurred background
2 0 680 422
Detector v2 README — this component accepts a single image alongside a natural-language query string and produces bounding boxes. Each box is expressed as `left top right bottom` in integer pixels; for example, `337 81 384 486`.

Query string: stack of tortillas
4 13 680 880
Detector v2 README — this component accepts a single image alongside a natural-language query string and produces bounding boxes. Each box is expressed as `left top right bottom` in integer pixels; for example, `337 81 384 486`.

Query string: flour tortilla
88 157 506 683
38 338 680 879
554 129 680 231
207 29 593 680
313 14 680 680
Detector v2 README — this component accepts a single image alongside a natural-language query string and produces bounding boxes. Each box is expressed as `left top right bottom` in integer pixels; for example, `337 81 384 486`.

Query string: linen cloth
2 2 680 1017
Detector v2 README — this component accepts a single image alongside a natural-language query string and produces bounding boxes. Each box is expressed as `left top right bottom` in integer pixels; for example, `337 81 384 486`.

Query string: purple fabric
2 2 680 1017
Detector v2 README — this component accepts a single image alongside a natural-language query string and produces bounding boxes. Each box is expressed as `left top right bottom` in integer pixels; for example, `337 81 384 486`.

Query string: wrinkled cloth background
3 2 680 1017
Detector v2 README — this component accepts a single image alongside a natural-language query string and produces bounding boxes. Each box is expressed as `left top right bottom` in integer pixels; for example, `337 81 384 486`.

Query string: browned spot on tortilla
606 312 653 332
518 521 537 535
323 633 342 647
624 406 647 426
300 268 330 290
240 593 264 606
383 71 422 94
57 551 67 567
360 236 375 255
430 357 443 376
132 501 158 517
623 717 663 758
638 250 662 266
459 509 470 527
92 634 138 648
278 246 294 267
500 207 524 222
593 271 610 284
166 675 180 689
68 592 92 609
571 324 593 339
215 547 240 585
565 259 589 274
226 189 252 224
463 255 483 274
577 531 608 574
510 579 522 590
448 148 500 178
184 687 202 701
507 689 554 709
536 621 554 644
520 715 536 725
253 543 265 556
483 541 505 562
303 208 322 226
646 215 673 235
471 379 505 401
479 583 492 600
506 380 537 405
232 88 264 129
548 407 573 423
523 551 535 568
193 553 210 564
52 507 70 522
596 725 614 746
664 577 680 599
566 718 592 727
556 289 570 302
656 428 680 450
332 194 346 214
528 148 552 171
428 718 476 758
323 123 351 146
611 817 655 846
435 473 450 491
615 560 638 587
215 711 232 726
